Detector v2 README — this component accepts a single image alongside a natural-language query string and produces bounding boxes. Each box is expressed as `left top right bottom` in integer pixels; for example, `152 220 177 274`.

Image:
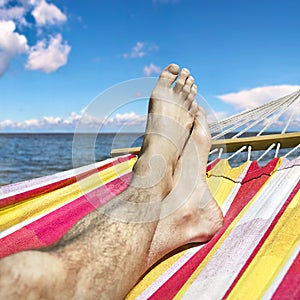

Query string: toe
186 84 197 109
190 100 199 116
174 68 190 93
159 63 180 87
181 76 194 100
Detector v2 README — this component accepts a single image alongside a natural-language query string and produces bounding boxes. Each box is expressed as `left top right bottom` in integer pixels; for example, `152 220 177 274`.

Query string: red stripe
242 158 279 183
0 155 135 208
206 158 221 172
222 179 300 299
149 160 277 300
0 172 132 259
272 252 300 299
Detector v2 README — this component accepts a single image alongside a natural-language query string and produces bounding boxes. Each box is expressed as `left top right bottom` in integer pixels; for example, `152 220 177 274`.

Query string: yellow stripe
207 160 249 206
126 248 187 299
174 159 282 299
207 176 236 207
207 160 249 180
0 158 137 231
227 187 300 299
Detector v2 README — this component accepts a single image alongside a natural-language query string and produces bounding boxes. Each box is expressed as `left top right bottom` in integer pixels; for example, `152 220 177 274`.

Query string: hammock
0 91 299 299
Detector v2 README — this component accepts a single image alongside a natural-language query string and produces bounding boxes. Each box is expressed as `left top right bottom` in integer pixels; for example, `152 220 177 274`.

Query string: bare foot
133 64 197 198
146 106 224 266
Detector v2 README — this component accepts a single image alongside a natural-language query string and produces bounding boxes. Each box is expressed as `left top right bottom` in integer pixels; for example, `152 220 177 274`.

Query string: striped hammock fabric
0 154 299 299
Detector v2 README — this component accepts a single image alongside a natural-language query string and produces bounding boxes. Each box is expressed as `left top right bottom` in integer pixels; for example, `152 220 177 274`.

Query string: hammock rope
284 144 300 158
210 90 300 137
209 90 300 162
274 111 296 158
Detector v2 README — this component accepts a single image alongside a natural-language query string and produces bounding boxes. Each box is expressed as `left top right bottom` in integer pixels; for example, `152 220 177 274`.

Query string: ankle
132 155 173 200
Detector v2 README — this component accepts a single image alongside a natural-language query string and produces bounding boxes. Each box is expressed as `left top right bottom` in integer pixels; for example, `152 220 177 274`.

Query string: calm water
0 133 144 185
0 133 298 186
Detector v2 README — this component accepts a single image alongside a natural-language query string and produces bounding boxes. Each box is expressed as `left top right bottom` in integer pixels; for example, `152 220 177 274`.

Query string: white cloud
0 1 70 76
216 86 300 131
0 21 28 52
144 63 161 76
123 42 145 59
0 20 29 76
123 41 159 59
217 85 300 111
0 113 81 130
0 6 27 24
32 0 67 26
0 112 146 131
26 34 71 73
103 112 146 127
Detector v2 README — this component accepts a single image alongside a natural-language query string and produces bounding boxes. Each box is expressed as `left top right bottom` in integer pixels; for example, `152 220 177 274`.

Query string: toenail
182 68 189 74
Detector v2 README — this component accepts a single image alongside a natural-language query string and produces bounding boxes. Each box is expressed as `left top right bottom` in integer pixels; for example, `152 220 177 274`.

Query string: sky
0 0 300 132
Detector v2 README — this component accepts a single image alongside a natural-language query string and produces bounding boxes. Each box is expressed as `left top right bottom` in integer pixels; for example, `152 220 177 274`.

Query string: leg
0 64 198 299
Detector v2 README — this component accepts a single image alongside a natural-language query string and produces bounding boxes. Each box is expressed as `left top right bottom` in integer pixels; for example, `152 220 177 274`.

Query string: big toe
158 63 180 87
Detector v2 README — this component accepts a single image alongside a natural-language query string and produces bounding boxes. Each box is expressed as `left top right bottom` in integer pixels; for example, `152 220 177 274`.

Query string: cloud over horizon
1 94 298 132
217 85 300 111
0 111 147 132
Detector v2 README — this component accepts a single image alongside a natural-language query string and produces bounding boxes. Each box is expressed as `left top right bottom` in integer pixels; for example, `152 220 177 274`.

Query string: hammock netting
0 91 299 299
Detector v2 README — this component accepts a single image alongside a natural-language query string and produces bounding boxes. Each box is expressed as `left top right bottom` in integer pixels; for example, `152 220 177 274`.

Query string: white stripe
181 166 300 300
239 167 299 223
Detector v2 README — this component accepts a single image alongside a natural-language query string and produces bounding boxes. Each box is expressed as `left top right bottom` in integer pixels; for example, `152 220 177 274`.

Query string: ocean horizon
0 132 298 186
0 132 144 186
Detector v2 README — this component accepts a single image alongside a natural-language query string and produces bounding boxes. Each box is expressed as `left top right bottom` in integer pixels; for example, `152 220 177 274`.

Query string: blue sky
0 0 300 132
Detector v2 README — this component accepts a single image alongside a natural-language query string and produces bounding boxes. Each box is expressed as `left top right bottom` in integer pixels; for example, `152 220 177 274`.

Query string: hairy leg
0 64 198 300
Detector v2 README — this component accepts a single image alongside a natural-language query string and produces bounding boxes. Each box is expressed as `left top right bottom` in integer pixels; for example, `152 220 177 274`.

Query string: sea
0 133 298 186
0 133 144 186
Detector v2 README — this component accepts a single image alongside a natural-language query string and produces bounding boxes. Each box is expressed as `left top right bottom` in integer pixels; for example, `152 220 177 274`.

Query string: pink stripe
272 252 300 299
0 172 132 258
